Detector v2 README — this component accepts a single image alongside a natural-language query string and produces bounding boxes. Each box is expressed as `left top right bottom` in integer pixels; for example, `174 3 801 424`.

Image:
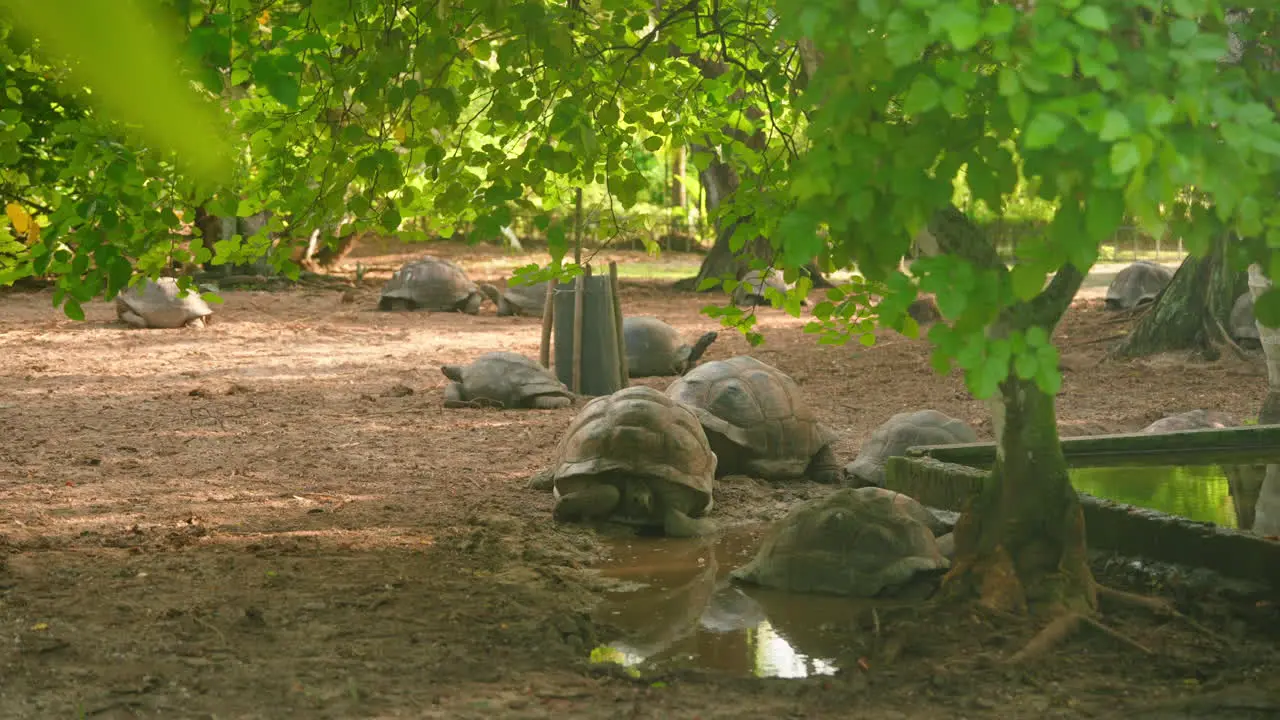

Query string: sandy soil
1 243 1276 719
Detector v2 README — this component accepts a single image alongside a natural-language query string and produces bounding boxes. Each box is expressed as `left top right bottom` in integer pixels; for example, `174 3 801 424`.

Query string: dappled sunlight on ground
0 247 1274 718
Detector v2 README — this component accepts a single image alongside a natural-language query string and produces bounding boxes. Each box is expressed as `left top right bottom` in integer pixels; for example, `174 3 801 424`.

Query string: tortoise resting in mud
845 409 978 488
439 351 574 409
623 316 719 378
730 486 951 598
665 355 841 483
1105 260 1174 311
378 256 497 314
531 385 718 537
481 278 551 317
1230 291 1261 348
115 277 215 329
1140 409 1236 435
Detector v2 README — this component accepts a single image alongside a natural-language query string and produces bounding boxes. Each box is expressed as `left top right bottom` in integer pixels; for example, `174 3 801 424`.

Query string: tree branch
1029 264 1085 329
926 204 1003 269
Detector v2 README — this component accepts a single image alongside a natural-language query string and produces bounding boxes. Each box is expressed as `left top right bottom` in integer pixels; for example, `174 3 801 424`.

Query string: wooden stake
538 277 557 368
609 261 629 388
573 187 584 267
571 274 586 393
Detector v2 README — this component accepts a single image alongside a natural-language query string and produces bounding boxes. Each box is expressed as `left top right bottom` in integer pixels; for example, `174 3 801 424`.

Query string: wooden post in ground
609 261 629 387
538 278 557 368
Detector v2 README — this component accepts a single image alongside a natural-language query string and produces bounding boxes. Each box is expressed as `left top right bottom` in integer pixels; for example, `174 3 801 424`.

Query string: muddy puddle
588 525 893 678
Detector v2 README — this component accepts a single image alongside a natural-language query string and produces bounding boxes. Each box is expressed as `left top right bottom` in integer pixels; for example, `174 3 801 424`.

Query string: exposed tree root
1100 305 1152 324
1007 582 1226 663
1008 612 1152 664
1076 332 1131 347
1208 315 1251 361
1095 583 1222 645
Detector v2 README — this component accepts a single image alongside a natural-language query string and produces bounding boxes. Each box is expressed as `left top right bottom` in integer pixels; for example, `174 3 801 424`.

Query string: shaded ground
1 243 1276 719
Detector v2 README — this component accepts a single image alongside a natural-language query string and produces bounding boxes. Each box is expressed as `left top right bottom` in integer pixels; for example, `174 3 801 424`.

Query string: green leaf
1169 18 1197 46
7 3 234 183
642 136 664 152
696 277 722 291
1084 187 1124 244
1035 362 1063 396
972 355 1009 399
1024 113 1066 149
1098 110 1131 141
1010 265 1046 300
997 68 1020 97
1254 287 1280 329
380 207 402 233
1072 6 1110 32
1109 141 1140 174
902 75 942 115
938 7 981 50
63 297 84 321
982 5 1016 35
1014 352 1038 380
1007 92 1029 124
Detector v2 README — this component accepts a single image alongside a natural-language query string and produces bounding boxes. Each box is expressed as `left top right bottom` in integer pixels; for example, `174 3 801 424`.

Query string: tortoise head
440 364 465 382
477 283 502 306
623 476 654 516
679 331 719 372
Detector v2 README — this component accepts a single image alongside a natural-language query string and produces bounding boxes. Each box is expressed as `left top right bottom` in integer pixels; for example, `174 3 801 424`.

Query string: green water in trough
1071 465 1241 528
1069 456 1280 532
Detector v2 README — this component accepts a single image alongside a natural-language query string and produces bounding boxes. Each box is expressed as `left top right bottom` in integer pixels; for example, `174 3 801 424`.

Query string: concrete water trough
883 425 1280 591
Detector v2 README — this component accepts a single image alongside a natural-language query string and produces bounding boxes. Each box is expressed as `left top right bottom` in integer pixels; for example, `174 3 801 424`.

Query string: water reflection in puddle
590 526 886 678
587 459 1280 677
1070 462 1280 535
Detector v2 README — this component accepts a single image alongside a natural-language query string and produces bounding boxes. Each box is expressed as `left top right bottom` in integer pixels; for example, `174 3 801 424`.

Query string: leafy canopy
1 0 1278 397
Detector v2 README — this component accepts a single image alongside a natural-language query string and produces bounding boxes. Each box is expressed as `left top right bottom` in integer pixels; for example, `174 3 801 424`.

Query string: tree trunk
670 145 687 208
671 57 833 292
1247 264 1280 424
943 376 1097 615
926 206 1097 616
1110 235 1247 360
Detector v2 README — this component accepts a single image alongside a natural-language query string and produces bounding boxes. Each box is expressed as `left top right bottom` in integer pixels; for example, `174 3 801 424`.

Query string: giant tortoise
623 316 718 378
115 277 215 329
732 269 808 308
1105 261 1174 311
440 351 574 409
845 410 978 488
481 279 551 317
536 385 718 537
379 256 497 313
665 355 841 483
730 487 951 598
907 295 942 326
1230 291 1261 348
1140 409 1236 434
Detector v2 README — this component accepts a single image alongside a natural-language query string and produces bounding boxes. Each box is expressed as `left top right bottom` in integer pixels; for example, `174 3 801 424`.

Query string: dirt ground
1 242 1277 719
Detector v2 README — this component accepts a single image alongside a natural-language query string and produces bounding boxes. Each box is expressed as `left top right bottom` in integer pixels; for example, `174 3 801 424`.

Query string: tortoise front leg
662 507 716 538
527 469 555 491
185 317 207 329
805 444 843 485
118 310 149 329
553 483 621 523
531 395 572 409
461 293 483 315
442 382 471 409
